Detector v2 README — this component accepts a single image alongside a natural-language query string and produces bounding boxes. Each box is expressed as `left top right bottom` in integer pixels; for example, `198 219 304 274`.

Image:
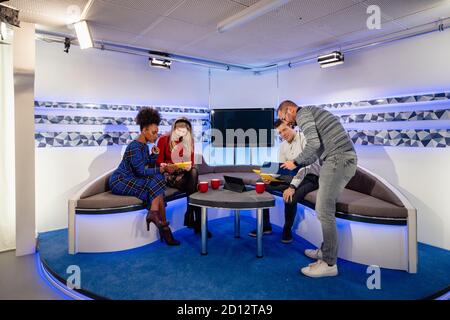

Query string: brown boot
146 210 169 231
160 226 180 246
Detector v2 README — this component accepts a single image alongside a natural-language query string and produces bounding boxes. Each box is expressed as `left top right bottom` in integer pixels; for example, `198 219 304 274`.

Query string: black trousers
261 174 319 230
166 167 201 228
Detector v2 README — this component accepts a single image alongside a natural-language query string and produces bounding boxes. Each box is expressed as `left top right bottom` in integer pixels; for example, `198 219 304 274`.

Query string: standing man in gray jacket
278 100 357 278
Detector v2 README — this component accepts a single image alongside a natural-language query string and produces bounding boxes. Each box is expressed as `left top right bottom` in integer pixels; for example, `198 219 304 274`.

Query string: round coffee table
189 188 275 258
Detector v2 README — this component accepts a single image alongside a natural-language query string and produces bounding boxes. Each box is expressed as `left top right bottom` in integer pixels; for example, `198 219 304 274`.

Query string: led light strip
36 252 92 300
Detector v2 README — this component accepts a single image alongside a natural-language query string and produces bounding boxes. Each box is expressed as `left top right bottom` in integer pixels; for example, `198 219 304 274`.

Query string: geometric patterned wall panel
315 91 450 110
340 109 450 123
35 132 140 148
35 101 210 148
348 129 450 148
304 92 450 148
35 131 207 148
35 101 210 114
34 115 210 127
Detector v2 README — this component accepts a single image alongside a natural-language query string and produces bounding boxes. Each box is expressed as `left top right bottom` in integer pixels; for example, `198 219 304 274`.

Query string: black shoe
281 227 293 244
248 228 272 237
194 224 212 238
183 210 195 228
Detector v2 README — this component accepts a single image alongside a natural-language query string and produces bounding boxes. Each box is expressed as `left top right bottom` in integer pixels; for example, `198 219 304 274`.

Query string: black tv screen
210 108 274 147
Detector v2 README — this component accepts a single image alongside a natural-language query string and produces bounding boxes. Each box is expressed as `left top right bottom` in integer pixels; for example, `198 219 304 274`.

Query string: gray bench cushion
346 168 404 207
77 187 183 209
304 189 408 218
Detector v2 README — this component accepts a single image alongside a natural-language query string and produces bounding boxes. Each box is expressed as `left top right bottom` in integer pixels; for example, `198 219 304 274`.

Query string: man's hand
283 187 295 203
281 160 297 170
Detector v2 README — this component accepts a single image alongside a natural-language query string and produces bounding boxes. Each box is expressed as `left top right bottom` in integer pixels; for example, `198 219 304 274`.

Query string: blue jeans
316 151 357 265
261 174 319 230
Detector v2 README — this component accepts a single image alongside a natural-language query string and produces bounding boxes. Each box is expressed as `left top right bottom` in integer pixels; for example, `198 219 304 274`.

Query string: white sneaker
304 248 323 260
300 260 338 278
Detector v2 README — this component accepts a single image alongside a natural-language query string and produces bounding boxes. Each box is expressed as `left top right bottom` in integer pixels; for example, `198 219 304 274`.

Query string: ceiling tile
90 24 141 46
138 17 214 48
101 0 185 16
301 3 390 37
8 0 89 26
13 0 448 66
274 0 365 26
86 0 161 34
361 0 448 21
385 1 450 29
168 0 247 27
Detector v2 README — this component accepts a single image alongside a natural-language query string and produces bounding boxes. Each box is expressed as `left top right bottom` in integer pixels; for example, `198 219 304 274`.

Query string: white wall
355 146 450 251
36 41 210 106
278 30 450 105
35 41 210 232
0 27 16 252
14 22 36 256
210 69 278 108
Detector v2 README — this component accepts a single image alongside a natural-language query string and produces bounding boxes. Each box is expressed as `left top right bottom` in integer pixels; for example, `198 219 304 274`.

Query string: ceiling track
35 16 449 74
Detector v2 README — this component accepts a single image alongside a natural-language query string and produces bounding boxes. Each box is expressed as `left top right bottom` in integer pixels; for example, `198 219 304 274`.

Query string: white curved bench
67 164 417 273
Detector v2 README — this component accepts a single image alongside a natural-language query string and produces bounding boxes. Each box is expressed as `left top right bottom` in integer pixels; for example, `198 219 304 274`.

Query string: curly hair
135 107 161 131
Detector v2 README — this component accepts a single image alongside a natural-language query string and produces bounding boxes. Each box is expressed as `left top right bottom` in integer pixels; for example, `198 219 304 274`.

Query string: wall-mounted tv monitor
210 108 274 147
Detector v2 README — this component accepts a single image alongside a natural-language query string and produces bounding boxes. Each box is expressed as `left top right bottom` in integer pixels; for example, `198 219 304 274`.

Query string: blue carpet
37 216 450 300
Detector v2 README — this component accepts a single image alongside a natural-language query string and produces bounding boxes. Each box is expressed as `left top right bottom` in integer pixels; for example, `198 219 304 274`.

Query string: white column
0 24 16 252
13 22 36 256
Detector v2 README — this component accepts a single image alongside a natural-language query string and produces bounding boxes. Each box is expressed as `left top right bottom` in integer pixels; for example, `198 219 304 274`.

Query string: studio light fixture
74 20 93 49
149 57 171 69
217 0 291 33
317 51 344 68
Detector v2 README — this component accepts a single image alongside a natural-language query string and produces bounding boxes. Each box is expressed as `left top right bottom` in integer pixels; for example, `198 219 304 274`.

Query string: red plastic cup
198 181 209 193
255 182 265 194
211 179 220 190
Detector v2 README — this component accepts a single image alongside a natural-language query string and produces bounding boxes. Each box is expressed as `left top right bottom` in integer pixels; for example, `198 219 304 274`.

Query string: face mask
174 127 188 138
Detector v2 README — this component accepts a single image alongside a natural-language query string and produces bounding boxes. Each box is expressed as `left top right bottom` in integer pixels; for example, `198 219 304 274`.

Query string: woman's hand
159 163 167 173
281 160 297 170
283 187 295 203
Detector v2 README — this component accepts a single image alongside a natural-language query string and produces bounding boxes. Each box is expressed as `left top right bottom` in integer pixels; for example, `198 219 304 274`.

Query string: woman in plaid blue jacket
109 107 180 245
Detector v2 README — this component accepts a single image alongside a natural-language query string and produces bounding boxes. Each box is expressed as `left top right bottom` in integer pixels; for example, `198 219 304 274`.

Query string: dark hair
277 100 298 113
174 117 192 130
136 107 161 131
274 119 285 128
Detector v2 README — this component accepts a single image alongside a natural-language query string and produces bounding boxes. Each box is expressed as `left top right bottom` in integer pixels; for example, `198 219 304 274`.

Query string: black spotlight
64 37 71 53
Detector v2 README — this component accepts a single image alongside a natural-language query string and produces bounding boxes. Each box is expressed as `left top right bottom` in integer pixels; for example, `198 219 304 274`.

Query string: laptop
261 161 301 176
223 175 247 193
